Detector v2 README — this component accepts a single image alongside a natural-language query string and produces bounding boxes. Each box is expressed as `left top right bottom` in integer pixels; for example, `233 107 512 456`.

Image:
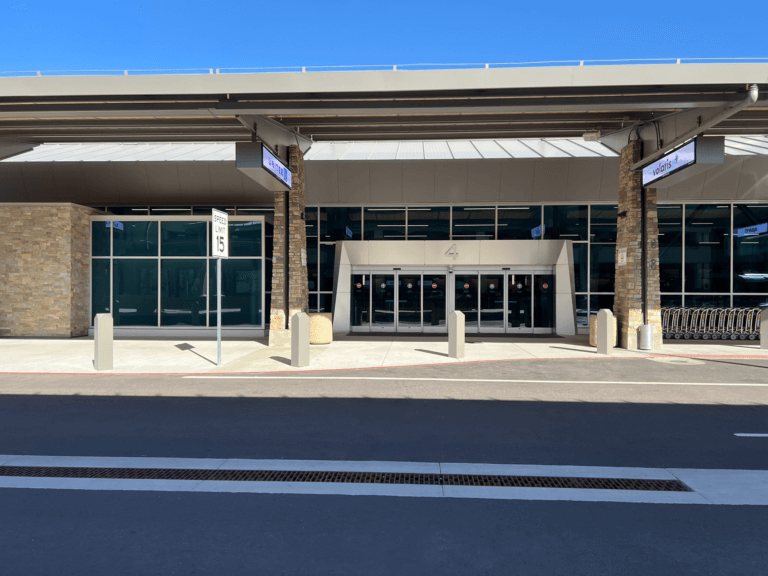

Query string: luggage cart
690 308 705 339
700 308 716 340
676 308 694 339
661 308 672 339
747 308 760 340
712 308 728 340
734 308 749 340
722 308 738 340
667 308 682 340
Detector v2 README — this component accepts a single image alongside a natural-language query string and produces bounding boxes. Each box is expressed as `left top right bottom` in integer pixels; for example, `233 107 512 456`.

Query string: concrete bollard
448 310 465 359
94 313 113 370
762 309 768 350
596 309 614 355
291 312 310 367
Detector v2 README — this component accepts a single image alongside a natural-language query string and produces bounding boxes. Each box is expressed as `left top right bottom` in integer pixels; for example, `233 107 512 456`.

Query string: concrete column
614 139 663 350
269 145 308 347
449 311 465 359
94 313 113 370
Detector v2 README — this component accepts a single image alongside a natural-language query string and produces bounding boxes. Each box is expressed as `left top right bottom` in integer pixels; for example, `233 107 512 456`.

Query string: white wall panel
499 160 535 201
566 158 603 201
466 160 501 202
370 162 403 203
402 161 435 203
434 161 468 202
533 159 570 201
337 161 371 203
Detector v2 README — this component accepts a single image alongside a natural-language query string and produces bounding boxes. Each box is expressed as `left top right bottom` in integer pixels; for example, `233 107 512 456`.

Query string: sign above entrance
261 145 292 189
642 140 696 187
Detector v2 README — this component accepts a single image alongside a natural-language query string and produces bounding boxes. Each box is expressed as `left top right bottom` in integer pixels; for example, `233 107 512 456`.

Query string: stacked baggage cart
661 307 762 340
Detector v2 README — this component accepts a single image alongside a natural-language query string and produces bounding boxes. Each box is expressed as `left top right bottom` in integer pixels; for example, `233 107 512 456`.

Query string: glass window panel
732 295 768 308
590 244 615 293
192 207 235 215
661 295 683 308
318 294 333 313
113 259 158 326
685 205 731 293
575 295 588 329
305 207 318 240
238 208 274 259
113 221 158 256
264 259 272 292
497 206 541 240
161 221 207 257
228 221 262 257
161 260 207 326
733 205 768 293
209 259 262 326
364 208 406 240
658 205 683 292
107 207 148 215
452 207 494 239
151 207 191 215
454 274 479 325
573 243 588 293
264 292 271 319
589 294 615 314
685 295 730 308
406 207 450 240
533 275 555 328
307 244 318 292
92 221 111 256
350 275 370 327
308 293 318 313
543 205 588 241
320 244 335 291
590 205 618 243
91 259 110 322
424 275 447 328
320 207 362 241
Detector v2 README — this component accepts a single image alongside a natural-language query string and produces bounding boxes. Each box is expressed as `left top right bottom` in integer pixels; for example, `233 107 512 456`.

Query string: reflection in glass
455 274 478 325
685 204 730 293
497 207 541 240
573 243 588 293
308 293 318 313
658 205 683 292
321 207 362 241
507 274 532 329
92 222 111 256
91 259 110 322
371 274 395 327
398 274 421 328
732 295 768 308
113 259 158 326
162 221 207 257
589 293 614 315
320 245 335 291
228 221 262 257
733 205 768 293
452 207 494 239
590 244 616 293
406 207 450 240
237 208 274 259
318 294 333 313
209 259 262 326
161 260 207 326
364 208 406 240
589 205 618 243
307 245 318 292
543 205 588 240
350 274 370 327
575 295 588 329
480 274 504 329
661 295 682 308
113 221 158 256
423 275 446 328
685 295 730 308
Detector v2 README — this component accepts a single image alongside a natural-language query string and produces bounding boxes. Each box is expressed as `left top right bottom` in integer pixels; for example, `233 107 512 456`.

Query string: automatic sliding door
371 274 396 330
350 274 370 330
423 274 447 332
455 274 478 331
397 273 421 330
534 274 555 331
507 274 532 333
480 274 505 332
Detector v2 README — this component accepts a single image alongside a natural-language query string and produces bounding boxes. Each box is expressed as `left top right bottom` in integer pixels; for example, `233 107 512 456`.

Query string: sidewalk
1 334 767 374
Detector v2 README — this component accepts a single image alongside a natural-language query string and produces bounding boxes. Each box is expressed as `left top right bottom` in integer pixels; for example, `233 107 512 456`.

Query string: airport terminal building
1 62 767 348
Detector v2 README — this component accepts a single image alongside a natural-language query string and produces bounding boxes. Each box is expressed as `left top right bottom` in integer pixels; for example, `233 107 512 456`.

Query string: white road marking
734 433 768 437
1 455 767 505
183 375 768 387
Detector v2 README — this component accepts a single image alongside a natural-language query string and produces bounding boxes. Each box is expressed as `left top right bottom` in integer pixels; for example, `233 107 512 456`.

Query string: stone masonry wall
614 140 663 350
0 203 101 337
269 190 287 334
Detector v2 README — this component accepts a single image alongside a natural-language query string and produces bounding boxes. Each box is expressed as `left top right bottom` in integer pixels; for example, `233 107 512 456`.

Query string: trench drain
0 467 689 492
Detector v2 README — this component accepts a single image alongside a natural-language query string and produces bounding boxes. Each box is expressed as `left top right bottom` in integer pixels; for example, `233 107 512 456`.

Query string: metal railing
2 58 768 78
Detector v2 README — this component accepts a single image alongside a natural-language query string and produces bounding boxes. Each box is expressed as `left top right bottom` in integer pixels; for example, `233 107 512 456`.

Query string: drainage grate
0 466 689 492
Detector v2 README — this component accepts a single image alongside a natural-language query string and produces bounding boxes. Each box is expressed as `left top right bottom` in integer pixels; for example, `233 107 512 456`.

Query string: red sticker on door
543 283 549 290
432 283 437 289
464 283 470 289
356 283 362 289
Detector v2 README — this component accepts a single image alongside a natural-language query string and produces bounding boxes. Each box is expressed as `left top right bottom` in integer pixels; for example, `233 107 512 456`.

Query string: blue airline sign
262 145 292 189
642 140 696 187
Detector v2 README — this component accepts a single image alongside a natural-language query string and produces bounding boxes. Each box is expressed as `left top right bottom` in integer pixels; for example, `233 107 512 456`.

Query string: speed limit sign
212 209 229 259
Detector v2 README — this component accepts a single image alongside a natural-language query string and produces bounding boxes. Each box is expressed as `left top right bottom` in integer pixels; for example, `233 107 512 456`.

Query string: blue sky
1 0 766 72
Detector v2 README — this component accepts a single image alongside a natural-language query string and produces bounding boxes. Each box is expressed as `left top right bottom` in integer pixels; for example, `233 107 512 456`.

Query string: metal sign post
211 209 229 366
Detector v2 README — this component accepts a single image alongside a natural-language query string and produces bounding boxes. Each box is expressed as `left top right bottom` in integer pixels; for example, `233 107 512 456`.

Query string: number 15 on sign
212 209 229 366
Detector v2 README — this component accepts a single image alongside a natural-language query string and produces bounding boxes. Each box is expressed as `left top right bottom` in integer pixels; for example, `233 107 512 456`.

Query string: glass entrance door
423 274 447 332
397 274 422 331
480 274 505 332
454 274 479 332
533 274 555 331
371 273 396 330
507 274 533 333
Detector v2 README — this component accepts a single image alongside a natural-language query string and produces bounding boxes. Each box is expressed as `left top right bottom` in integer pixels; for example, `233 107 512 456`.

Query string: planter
309 312 333 345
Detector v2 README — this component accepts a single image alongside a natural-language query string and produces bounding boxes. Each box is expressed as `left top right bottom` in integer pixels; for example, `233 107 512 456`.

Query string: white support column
449 310 465 359
597 309 614 355
291 312 310 367
94 313 113 370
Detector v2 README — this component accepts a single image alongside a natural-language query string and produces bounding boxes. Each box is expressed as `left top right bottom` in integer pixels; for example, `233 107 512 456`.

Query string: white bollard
291 312 310 367
449 310 465 359
761 309 768 350
597 309 614 355
94 313 113 370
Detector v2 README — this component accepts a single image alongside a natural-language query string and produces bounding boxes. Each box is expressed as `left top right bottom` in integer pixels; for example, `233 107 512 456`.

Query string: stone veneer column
268 145 308 346
0 203 101 337
614 139 663 350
